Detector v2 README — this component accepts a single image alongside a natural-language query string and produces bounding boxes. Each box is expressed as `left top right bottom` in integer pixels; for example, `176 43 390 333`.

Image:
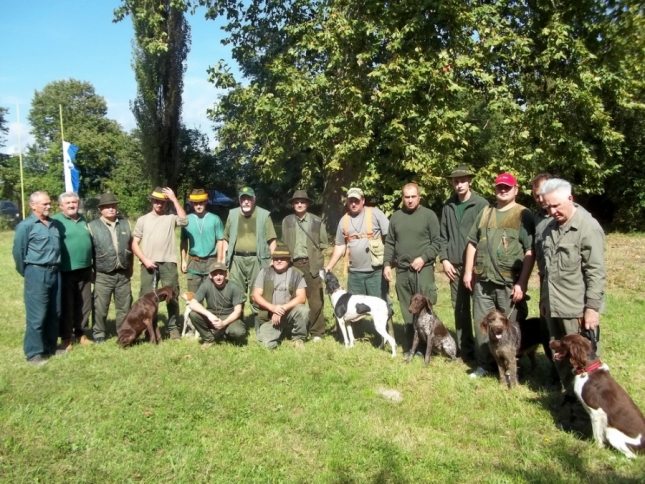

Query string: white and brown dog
180 291 199 339
320 270 396 357
551 334 645 458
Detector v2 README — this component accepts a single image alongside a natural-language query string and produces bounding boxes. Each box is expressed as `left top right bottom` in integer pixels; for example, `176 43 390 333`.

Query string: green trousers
259 304 309 349
60 267 92 340
449 265 475 361
186 257 216 293
188 311 246 344
473 279 527 372
294 261 325 338
139 262 180 334
228 255 263 337
92 269 132 339
347 268 394 338
395 265 437 326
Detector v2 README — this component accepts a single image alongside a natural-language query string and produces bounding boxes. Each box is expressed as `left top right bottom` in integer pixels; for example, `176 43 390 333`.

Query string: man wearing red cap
463 173 535 378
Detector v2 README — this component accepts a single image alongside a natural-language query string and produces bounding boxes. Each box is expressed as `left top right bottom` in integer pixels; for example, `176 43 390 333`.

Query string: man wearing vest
384 183 441 355
463 173 535 378
52 191 94 349
252 246 309 349
223 187 277 340
282 190 328 342
88 193 133 344
325 187 390 304
132 187 188 340
438 165 489 363
181 189 225 293
187 261 247 346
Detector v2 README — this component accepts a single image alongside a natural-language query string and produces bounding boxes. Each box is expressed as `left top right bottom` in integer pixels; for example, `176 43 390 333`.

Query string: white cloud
182 76 225 149
1 120 34 156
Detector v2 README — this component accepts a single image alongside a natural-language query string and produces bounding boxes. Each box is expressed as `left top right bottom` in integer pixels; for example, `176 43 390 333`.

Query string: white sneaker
469 367 490 378
312 336 322 343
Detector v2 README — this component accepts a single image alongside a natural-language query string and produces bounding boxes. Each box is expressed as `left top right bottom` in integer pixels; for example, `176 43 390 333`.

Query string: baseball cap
494 173 518 187
209 261 228 273
238 187 255 197
346 187 364 200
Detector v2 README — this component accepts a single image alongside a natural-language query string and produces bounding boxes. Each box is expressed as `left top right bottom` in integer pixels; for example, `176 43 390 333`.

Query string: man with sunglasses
180 189 225 293
463 173 535 378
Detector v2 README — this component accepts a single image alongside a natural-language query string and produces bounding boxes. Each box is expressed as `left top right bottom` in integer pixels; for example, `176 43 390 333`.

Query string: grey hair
29 191 49 203
539 178 572 197
58 192 80 204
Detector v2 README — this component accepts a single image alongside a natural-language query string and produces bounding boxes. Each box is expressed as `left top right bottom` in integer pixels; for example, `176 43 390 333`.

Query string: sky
0 0 238 154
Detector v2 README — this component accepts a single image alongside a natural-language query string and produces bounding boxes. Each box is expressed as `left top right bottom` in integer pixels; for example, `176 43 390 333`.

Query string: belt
189 255 215 262
234 251 256 257
28 264 59 271
293 257 309 264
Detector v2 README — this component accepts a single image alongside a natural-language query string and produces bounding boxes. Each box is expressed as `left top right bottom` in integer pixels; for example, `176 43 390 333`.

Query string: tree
114 0 191 190
0 106 8 149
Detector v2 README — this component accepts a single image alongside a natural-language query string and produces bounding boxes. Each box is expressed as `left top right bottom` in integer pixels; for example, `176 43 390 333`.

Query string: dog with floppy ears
320 270 396 356
117 286 175 348
550 334 645 458
406 293 457 365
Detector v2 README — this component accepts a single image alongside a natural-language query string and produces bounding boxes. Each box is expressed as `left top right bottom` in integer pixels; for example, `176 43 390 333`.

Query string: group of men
12 170 606 432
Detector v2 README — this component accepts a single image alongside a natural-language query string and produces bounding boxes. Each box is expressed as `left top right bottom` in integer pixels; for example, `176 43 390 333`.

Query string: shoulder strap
365 207 373 238
343 213 350 241
485 206 512 285
296 216 322 252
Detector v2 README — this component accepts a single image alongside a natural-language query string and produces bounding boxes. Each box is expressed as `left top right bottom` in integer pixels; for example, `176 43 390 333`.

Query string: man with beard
383 183 441 355
223 187 277 340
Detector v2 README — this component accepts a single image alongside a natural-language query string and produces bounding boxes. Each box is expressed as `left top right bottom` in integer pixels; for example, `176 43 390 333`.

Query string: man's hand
162 187 177 203
143 258 158 270
442 260 457 281
583 308 600 330
272 304 286 317
383 266 392 282
181 261 188 273
463 271 474 291
271 313 282 326
410 257 425 272
511 283 526 303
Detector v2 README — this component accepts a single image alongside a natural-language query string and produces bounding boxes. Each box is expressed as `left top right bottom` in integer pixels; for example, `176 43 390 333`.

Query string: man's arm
580 224 606 329
252 286 274 313
163 187 187 220
12 223 28 277
512 250 535 303
132 236 157 269
269 239 277 254
463 242 477 291
325 244 346 272
180 236 189 274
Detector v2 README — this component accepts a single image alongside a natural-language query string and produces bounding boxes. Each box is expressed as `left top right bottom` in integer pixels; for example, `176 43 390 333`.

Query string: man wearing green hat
88 193 133 343
132 187 188 339
438 165 488 362
223 187 277 339
187 261 247 346
252 246 309 349
281 190 328 341
181 189 225 293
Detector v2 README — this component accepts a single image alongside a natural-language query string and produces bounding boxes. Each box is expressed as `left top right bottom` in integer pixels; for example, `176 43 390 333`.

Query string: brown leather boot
78 335 94 346
58 339 73 351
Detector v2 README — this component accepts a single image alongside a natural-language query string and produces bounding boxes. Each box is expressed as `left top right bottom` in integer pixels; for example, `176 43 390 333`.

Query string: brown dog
479 310 540 388
117 286 175 348
407 293 457 365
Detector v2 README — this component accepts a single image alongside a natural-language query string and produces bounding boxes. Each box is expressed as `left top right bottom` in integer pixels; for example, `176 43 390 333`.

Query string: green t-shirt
181 213 224 258
455 200 468 222
51 213 93 271
223 209 277 253
194 279 246 318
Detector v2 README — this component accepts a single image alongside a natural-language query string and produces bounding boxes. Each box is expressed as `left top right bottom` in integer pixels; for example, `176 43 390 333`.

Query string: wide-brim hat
209 261 228 273
238 187 255 198
97 193 119 207
447 164 475 178
272 245 292 259
149 187 168 201
189 189 209 203
288 190 312 204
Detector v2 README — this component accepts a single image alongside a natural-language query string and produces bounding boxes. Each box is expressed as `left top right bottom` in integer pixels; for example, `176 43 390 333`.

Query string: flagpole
16 104 26 219
59 104 65 143
59 104 67 192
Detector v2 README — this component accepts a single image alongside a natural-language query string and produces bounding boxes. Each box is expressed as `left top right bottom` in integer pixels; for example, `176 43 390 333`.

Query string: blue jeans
24 265 61 360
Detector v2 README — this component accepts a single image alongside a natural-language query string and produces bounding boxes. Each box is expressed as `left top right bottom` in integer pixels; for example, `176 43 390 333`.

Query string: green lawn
1 231 645 482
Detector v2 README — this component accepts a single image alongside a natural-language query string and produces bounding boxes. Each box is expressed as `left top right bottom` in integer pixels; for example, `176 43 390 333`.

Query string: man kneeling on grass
252 246 309 349
188 262 247 347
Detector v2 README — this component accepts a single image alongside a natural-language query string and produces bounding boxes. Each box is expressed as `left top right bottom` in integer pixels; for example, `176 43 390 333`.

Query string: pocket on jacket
557 244 580 271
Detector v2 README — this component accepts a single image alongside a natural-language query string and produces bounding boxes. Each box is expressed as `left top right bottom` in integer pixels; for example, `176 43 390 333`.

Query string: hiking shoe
293 339 305 349
58 339 73 351
170 331 181 341
54 349 69 356
27 356 48 367
312 336 322 343
78 335 93 346
469 367 490 378
201 342 215 350
93 337 106 344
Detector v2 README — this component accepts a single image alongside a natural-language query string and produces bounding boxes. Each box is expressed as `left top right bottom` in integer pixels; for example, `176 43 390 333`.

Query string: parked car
0 200 21 227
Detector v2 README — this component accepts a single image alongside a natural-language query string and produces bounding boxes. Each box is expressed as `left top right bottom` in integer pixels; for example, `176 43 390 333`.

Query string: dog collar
574 360 603 376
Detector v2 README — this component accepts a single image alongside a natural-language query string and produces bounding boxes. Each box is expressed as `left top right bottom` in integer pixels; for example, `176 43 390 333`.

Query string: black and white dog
319 270 396 357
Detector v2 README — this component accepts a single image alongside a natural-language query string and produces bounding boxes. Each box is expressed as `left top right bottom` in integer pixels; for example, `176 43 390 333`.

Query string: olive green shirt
223 209 277 253
194 279 246 318
542 208 605 318
291 213 328 259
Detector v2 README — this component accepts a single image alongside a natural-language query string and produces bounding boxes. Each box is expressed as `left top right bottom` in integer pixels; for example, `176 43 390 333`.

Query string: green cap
446 165 475 178
272 245 292 259
238 187 255 197
209 261 228 273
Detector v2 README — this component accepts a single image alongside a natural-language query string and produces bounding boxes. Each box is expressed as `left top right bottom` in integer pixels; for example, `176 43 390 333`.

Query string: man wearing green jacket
384 183 441 354
540 178 605 431
223 187 277 340
439 165 489 362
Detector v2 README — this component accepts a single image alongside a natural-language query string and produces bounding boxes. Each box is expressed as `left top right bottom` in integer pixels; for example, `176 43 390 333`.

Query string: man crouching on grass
188 262 247 347
252 246 309 349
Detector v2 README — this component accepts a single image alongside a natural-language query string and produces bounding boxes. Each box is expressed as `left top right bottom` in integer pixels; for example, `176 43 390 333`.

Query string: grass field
1 230 645 483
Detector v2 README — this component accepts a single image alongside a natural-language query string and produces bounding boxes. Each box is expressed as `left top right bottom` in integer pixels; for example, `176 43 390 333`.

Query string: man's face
543 189 575 224
100 204 118 221
192 200 207 214
532 181 548 210
31 194 51 218
210 270 227 287
402 187 420 211
292 198 309 217
152 199 167 215
495 184 517 205
347 196 365 215
60 196 79 218
451 176 472 197
272 257 290 273
239 195 255 215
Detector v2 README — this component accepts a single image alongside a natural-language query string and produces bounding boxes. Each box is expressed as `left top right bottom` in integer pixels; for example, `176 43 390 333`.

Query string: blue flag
62 141 80 193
